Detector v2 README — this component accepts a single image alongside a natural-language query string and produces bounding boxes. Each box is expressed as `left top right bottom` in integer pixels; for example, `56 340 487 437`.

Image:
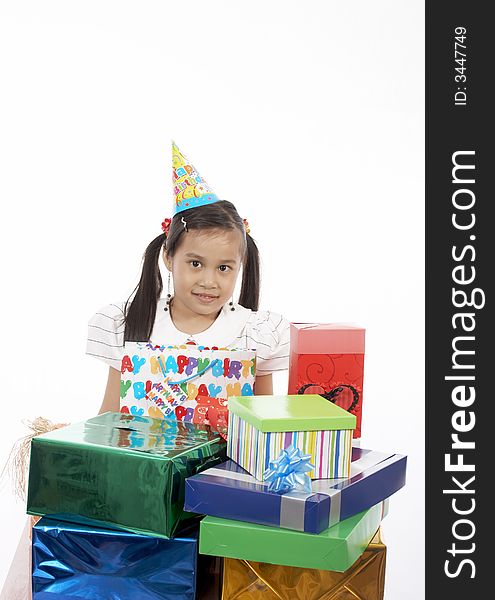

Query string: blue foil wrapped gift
32 517 201 599
185 447 407 534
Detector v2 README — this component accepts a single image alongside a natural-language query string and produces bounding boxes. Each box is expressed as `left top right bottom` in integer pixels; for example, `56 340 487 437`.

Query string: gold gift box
221 529 386 600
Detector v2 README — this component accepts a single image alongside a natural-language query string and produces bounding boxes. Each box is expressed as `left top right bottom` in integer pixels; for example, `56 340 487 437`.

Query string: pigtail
238 233 260 311
124 233 166 342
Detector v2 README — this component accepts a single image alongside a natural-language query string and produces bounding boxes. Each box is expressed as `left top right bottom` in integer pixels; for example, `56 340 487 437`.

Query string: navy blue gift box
185 447 407 534
32 517 201 599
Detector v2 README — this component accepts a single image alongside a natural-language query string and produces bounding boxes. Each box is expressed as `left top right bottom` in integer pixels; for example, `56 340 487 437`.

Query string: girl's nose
198 269 219 288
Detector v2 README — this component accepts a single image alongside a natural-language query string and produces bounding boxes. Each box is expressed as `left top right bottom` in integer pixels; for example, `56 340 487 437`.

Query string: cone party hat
172 142 220 215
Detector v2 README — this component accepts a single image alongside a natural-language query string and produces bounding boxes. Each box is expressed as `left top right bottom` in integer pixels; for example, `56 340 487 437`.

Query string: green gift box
199 500 387 572
27 412 226 538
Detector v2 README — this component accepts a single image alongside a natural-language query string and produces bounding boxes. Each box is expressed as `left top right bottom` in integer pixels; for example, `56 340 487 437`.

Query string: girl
1 147 290 600
87 146 289 416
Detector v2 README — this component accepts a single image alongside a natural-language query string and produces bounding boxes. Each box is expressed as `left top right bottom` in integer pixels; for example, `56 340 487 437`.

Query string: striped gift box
227 395 356 480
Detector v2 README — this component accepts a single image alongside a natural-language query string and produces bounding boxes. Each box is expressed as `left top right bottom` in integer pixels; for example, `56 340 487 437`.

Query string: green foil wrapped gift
27 412 226 538
199 500 387 572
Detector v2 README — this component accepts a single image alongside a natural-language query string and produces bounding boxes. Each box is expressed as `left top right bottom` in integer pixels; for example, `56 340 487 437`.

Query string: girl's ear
162 249 172 272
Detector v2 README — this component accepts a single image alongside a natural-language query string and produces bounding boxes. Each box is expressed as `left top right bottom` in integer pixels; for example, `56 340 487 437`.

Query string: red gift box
288 323 365 438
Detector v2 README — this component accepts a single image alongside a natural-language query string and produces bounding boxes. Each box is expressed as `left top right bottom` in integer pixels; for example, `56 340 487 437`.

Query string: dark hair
124 200 260 342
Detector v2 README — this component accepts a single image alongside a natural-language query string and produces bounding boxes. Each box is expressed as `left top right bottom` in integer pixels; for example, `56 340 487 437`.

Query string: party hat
172 142 220 215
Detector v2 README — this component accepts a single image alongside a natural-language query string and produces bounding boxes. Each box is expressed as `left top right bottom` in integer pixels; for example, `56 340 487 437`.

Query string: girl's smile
193 292 219 304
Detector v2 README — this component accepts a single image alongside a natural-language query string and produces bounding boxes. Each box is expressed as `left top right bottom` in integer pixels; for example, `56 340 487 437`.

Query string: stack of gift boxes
26 323 407 599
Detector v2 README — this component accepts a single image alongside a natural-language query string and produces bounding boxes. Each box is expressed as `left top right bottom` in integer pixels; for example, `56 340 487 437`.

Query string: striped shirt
86 299 290 376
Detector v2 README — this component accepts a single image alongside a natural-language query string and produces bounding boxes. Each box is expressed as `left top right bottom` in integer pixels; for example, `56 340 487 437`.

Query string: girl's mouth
193 292 219 304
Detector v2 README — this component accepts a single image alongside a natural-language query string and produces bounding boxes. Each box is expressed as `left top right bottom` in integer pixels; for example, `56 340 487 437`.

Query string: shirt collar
152 298 253 348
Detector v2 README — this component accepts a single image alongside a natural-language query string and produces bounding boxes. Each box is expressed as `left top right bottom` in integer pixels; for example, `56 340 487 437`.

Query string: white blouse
86 299 290 376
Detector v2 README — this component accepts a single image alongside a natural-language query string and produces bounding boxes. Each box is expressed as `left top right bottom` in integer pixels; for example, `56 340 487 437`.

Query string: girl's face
164 228 245 318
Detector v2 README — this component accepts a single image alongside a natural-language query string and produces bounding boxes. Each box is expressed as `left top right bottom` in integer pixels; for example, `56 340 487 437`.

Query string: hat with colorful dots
172 141 220 215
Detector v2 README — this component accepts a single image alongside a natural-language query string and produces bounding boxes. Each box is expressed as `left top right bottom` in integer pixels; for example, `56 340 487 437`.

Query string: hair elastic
161 218 172 235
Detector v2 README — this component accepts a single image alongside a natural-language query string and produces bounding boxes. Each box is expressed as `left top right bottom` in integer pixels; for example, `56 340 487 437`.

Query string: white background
0 1 424 597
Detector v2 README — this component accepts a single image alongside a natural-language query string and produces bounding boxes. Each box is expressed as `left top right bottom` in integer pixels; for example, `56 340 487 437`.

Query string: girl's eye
219 265 230 272
191 260 201 268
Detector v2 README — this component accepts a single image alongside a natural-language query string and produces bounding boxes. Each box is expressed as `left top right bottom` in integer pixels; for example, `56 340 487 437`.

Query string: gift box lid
228 395 356 432
290 323 365 354
34 411 223 458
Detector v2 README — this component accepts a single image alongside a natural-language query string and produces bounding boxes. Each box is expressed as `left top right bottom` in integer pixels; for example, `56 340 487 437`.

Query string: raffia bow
1 417 68 501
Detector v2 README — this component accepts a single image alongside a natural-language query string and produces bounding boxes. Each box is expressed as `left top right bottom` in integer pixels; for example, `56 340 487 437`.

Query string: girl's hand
253 374 273 395
98 367 121 414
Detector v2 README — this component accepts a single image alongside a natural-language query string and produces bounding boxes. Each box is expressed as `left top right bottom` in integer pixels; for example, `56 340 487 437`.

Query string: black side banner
426 2 490 597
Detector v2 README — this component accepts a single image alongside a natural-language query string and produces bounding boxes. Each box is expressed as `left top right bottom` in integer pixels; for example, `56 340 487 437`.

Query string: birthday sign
120 342 256 424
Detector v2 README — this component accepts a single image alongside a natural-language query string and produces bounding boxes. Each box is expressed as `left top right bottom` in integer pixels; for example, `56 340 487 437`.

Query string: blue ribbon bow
263 444 315 494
